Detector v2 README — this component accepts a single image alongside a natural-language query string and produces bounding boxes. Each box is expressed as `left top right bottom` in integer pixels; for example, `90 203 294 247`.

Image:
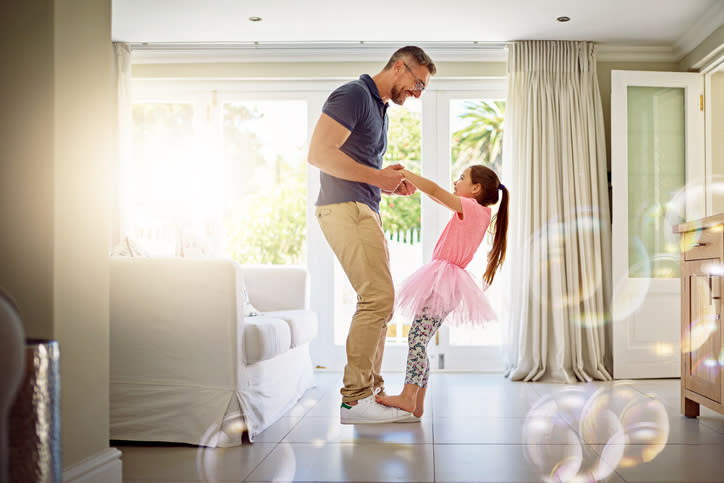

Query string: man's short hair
384 46 437 75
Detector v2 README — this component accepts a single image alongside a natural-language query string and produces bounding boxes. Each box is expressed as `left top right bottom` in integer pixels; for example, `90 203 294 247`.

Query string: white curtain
112 42 132 248
503 41 612 383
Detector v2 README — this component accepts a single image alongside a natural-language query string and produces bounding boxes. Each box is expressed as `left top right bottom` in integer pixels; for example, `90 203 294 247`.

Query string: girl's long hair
469 165 509 285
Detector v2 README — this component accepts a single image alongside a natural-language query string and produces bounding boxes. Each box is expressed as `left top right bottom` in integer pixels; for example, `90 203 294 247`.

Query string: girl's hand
393 179 417 196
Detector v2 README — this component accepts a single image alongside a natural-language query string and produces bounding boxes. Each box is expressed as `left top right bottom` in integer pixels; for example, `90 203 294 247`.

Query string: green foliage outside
222 103 266 197
224 102 306 264
225 155 307 264
380 106 422 238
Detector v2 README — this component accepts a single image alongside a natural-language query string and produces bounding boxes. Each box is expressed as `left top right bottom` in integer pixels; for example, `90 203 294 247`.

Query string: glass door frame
424 87 508 373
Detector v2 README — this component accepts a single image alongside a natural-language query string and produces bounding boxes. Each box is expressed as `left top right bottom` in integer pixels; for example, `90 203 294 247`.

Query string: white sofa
109 257 318 446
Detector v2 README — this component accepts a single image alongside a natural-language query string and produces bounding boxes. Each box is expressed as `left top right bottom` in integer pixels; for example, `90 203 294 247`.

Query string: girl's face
453 168 480 198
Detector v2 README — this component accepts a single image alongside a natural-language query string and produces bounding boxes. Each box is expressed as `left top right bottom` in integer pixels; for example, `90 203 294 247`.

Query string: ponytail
467 164 509 286
482 184 508 286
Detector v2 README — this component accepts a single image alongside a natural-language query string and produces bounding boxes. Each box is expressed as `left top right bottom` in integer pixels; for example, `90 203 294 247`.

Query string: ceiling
112 0 724 67
113 0 724 63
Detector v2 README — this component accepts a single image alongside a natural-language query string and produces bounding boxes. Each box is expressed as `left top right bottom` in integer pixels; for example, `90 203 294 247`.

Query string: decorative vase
0 291 25 483
9 339 62 483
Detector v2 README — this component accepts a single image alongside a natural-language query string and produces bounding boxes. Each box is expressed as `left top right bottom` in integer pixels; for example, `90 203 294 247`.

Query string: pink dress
395 197 497 327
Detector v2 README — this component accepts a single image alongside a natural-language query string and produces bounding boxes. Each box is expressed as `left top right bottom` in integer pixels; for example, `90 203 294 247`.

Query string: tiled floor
118 371 724 482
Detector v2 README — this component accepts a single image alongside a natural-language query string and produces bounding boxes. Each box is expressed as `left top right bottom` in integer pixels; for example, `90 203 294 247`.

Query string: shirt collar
360 74 387 107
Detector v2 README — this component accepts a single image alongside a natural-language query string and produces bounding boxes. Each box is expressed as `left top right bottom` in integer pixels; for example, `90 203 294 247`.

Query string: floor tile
572 398 724 446
120 443 275 481
697 406 724 434
283 416 433 444
432 389 540 418
433 443 623 482
303 392 345 418
595 443 724 482
252 416 303 443
434 416 575 445
117 372 724 482
244 442 434 482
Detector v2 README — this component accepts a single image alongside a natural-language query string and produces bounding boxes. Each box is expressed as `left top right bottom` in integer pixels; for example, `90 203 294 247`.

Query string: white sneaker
396 413 421 423
340 389 411 424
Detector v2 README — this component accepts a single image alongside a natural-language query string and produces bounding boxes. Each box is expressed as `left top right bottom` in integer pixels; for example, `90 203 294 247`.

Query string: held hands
393 179 417 196
380 164 417 196
378 164 406 192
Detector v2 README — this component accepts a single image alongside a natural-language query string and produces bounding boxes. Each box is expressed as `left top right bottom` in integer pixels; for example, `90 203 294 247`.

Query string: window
126 85 308 264
222 100 308 264
127 102 200 255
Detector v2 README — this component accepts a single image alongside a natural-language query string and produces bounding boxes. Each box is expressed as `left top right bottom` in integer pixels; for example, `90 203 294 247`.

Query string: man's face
390 60 430 105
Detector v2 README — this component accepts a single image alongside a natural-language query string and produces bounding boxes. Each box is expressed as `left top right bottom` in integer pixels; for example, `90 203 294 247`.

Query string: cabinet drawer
683 229 722 260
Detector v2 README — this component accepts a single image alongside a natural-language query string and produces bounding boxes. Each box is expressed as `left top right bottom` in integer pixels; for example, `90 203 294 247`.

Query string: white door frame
611 70 704 379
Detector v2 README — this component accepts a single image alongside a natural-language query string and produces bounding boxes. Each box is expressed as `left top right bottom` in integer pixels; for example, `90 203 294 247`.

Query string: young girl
376 164 509 419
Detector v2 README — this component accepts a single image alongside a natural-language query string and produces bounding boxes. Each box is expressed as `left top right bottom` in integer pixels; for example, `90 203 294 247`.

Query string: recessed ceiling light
248 16 263 22
557 16 570 22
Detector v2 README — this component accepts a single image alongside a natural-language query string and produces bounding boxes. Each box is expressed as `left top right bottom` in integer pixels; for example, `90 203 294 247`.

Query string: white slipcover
109 257 316 446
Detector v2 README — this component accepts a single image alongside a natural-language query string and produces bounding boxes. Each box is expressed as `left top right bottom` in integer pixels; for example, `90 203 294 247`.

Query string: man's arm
307 113 404 192
400 169 462 213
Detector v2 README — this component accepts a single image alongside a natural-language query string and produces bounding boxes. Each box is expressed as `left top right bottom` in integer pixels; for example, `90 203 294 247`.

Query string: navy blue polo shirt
315 74 389 213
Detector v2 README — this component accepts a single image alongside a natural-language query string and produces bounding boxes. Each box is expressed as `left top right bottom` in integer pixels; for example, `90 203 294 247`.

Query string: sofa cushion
243 317 291 365
262 310 318 347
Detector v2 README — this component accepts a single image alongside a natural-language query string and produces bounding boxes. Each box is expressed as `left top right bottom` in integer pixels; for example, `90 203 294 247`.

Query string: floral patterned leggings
405 309 446 388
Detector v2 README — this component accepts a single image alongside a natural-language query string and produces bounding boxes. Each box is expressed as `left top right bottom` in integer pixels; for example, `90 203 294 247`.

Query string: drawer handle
689 243 707 248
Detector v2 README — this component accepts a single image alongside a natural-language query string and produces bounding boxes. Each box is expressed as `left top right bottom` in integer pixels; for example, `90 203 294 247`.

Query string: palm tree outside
451 100 505 180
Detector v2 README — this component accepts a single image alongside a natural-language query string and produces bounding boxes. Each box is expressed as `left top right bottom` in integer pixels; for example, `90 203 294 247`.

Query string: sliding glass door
425 89 507 372
128 78 506 372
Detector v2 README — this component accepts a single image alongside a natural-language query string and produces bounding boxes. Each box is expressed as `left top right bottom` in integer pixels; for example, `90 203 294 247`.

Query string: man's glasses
403 62 426 92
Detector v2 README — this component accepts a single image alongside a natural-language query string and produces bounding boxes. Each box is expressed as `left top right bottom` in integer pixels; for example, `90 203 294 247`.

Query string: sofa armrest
110 257 244 387
241 265 308 312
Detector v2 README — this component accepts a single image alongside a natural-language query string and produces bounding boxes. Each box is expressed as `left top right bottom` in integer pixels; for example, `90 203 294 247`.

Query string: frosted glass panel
627 86 685 279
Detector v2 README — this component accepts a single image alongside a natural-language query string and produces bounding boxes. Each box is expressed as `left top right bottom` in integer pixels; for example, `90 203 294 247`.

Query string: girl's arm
400 169 463 214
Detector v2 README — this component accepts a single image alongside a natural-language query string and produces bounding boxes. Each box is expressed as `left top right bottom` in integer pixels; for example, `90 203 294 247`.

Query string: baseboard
63 447 123 483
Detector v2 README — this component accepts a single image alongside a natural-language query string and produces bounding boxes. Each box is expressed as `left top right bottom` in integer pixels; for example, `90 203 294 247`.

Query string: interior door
611 70 704 378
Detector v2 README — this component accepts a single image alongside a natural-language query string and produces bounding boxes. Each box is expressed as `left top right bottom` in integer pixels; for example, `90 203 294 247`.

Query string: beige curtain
112 42 132 248
503 41 612 383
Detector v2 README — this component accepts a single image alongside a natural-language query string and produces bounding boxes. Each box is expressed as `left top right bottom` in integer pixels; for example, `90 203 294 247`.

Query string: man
307 46 436 423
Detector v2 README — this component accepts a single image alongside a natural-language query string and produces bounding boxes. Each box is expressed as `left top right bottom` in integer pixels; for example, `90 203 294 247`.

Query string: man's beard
390 85 408 105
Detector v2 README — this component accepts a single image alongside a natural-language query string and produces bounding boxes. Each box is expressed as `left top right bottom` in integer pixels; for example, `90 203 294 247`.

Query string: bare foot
413 387 427 418
375 393 416 413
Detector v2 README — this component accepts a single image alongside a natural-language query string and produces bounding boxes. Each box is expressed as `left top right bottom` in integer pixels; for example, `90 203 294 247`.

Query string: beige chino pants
316 201 394 403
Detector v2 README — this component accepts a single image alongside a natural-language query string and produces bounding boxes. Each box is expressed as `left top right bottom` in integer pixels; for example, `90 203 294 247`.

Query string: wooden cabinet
675 215 724 417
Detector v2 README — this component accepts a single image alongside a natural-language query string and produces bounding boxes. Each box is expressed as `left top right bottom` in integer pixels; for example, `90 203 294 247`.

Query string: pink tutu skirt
395 259 497 327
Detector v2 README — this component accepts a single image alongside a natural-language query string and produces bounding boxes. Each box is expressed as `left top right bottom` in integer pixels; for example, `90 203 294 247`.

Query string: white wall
1 0 114 472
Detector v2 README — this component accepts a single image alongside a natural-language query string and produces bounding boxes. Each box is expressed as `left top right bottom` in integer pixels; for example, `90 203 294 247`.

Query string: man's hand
377 164 405 192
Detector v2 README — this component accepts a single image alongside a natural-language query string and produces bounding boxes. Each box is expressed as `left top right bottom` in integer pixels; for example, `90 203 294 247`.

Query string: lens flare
611 276 650 323
524 382 669 482
681 315 718 353
526 207 607 326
